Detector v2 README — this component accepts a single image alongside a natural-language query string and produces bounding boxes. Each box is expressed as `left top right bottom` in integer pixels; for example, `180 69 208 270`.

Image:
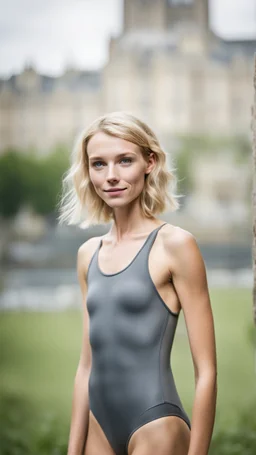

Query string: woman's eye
92 158 132 168
120 157 132 164
92 161 104 168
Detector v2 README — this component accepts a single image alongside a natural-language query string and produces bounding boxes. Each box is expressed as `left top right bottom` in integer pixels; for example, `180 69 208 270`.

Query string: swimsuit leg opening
125 402 190 455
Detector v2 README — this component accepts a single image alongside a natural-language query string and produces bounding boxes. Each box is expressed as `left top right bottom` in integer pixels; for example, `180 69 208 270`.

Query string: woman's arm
67 242 93 455
170 229 217 455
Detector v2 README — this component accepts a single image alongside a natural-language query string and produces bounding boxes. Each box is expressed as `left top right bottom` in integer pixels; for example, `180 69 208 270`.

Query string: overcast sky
0 0 255 78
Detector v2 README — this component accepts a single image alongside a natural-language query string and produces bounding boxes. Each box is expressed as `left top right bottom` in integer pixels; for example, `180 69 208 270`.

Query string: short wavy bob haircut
58 111 180 228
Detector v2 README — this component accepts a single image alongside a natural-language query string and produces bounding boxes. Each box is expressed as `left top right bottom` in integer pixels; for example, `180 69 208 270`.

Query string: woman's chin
106 200 127 209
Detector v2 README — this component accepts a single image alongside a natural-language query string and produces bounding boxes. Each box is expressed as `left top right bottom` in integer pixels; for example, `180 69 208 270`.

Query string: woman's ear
145 152 156 175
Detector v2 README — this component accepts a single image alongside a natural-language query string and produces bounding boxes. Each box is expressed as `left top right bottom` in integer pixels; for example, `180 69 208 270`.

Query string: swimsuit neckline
97 222 167 277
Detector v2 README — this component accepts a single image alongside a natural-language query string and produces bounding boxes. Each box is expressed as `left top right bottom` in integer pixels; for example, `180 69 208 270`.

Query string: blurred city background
0 0 256 454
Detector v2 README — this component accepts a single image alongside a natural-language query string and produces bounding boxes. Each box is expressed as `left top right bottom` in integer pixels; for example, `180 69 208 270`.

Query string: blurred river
0 225 253 311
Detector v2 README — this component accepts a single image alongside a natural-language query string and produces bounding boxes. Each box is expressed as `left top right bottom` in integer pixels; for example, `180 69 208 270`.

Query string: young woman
59 112 217 455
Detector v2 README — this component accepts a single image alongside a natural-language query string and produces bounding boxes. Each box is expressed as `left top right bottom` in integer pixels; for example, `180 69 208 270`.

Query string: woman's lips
105 188 126 192
104 188 127 195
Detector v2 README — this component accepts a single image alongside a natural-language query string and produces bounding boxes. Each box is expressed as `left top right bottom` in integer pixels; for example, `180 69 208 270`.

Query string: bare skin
68 132 217 455
82 224 192 455
84 412 190 455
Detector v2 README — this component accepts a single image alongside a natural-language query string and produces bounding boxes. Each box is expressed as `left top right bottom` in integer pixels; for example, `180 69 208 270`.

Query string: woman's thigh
127 415 190 455
84 410 116 455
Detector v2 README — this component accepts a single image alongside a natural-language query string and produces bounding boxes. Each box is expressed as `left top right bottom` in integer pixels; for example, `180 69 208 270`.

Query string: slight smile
104 188 127 195
104 188 127 192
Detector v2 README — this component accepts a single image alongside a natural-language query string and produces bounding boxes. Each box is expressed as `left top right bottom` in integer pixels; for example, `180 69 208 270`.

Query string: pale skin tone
67 132 217 455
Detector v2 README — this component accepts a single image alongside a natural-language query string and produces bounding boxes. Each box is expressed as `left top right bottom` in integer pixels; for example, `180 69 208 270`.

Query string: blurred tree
0 150 26 217
25 144 69 217
253 55 256 326
0 145 69 221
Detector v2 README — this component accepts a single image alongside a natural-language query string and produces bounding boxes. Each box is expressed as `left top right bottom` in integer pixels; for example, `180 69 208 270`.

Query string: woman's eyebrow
89 152 137 161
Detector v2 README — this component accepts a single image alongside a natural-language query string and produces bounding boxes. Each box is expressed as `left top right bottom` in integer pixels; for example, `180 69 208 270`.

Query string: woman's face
87 131 155 209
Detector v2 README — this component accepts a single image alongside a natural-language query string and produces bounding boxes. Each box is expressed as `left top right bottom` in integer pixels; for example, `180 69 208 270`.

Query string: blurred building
0 0 255 153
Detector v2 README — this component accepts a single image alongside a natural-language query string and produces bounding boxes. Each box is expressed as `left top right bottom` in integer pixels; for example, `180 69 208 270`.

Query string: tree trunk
253 53 256 325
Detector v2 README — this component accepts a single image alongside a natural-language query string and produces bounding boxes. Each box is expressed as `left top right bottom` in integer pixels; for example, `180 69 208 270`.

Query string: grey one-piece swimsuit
86 223 191 455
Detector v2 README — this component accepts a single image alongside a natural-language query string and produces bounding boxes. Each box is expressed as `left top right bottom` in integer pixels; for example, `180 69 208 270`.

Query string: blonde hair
58 111 180 228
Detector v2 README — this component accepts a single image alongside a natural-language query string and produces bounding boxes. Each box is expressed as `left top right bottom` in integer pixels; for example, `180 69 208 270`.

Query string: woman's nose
106 165 119 181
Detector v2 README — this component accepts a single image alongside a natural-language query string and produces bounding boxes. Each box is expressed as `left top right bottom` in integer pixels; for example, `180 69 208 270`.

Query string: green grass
172 288 256 432
0 288 255 436
0 310 82 433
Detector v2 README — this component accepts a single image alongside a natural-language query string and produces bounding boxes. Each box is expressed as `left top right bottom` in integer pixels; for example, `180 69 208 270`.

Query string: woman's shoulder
161 223 205 277
77 235 104 271
161 223 198 257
